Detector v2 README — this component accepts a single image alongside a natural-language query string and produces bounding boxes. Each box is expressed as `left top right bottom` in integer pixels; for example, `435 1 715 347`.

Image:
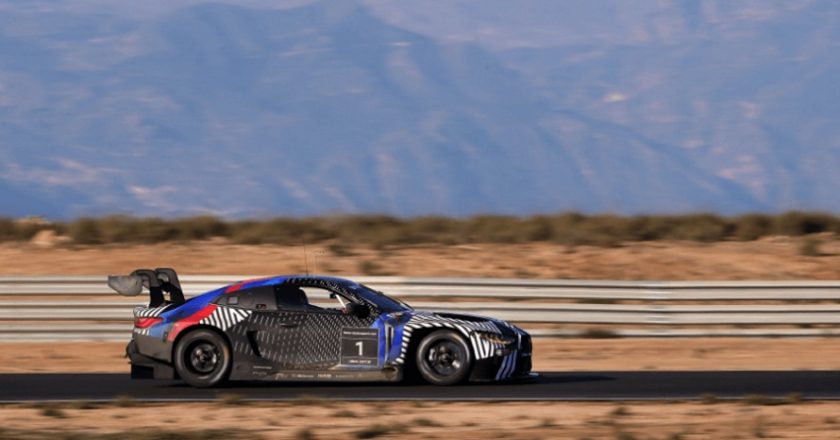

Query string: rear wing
107 268 186 307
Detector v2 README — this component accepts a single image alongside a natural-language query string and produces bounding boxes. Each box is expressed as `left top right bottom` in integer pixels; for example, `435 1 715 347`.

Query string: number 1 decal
341 328 379 366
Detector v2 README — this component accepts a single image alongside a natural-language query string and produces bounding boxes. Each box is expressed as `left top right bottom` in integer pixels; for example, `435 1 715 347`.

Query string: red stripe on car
168 304 217 341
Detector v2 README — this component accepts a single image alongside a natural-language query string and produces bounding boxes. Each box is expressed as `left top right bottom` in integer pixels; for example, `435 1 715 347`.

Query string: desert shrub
0 218 16 240
37 403 67 418
799 239 822 257
700 393 718 404
94 216 140 242
522 215 554 241
133 218 182 242
462 215 525 243
228 220 264 244
172 216 229 240
0 217 41 241
774 211 838 236
295 428 316 440
332 215 406 247
327 242 353 256
358 260 386 275
217 393 247 406
579 328 619 339
14 212 840 246
403 216 463 244
665 214 730 242
353 424 392 439
611 405 631 416
68 217 104 244
549 212 587 244
734 213 773 240
412 418 441 427
627 215 677 241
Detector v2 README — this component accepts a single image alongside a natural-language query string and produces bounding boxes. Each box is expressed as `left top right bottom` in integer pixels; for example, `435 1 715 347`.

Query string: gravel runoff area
0 399 838 439
0 237 838 279
4 338 840 373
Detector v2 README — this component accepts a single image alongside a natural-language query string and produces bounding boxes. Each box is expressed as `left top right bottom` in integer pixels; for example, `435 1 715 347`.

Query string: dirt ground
1 236 839 279
0 400 837 439
4 338 840 374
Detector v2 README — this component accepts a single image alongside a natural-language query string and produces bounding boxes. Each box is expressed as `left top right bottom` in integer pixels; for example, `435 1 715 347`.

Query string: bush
774 211 839 236
579 328 620 339
9 212 840 247
666 214 730 242
734 214 773 241
800 239 822 257
353 425 391 439
68 217 103 244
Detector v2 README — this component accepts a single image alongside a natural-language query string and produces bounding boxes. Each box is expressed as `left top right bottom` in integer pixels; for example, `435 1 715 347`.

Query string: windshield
348 283 412 313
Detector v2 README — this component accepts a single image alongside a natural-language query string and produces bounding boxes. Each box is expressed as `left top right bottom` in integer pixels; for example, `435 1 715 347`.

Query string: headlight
476 332 515 345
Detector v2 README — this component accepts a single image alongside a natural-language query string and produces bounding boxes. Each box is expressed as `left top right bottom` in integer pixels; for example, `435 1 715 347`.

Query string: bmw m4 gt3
108 268 533 387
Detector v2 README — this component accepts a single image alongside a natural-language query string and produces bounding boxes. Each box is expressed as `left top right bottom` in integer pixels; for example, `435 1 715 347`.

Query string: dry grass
1 237 840 280
0 401 835 439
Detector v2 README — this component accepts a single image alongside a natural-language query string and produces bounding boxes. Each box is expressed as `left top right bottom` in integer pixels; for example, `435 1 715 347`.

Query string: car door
226 285 307 370
286 285 380 370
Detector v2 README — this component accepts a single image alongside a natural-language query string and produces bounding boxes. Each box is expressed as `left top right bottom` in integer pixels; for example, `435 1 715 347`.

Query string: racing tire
415 329 472 385
174 329 232 388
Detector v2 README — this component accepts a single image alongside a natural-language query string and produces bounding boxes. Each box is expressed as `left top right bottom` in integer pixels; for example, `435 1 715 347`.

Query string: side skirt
233 366 403 383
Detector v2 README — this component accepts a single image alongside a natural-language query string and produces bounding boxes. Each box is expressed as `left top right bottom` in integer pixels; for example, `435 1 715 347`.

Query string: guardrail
2 276 840 341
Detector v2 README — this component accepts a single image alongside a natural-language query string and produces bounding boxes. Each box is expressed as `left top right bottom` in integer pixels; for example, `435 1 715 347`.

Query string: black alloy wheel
174 329 232 388
415 329 473 385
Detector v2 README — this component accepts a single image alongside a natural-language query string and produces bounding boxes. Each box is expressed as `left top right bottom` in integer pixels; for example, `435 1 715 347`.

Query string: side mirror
345 303 369 319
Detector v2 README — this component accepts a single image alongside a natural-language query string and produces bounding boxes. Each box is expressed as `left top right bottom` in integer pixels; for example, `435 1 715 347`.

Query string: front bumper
469 331 533 382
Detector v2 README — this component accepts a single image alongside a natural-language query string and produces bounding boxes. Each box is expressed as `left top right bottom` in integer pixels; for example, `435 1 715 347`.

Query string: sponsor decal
340 328 379 366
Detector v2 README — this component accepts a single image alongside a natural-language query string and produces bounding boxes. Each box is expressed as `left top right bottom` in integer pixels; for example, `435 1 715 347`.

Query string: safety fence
1 276 839 340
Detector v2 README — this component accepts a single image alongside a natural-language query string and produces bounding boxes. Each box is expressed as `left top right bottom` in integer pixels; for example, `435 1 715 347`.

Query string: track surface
2 371 840 401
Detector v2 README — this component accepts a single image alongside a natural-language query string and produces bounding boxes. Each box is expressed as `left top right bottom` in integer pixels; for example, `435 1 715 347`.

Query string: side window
273 284 349 312
274 285 310 311
224 286 277 311
302 286 348 311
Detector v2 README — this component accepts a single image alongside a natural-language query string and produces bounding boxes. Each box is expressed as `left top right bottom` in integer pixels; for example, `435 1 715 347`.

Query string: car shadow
160 371 615 389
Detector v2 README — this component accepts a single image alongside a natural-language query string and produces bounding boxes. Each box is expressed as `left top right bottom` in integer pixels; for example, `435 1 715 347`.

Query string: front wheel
415 329 473 385
173 329 231 388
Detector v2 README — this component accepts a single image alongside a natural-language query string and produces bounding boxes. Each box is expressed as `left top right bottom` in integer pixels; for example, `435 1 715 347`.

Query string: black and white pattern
133 305 170 318
200 306 252 331
495 351 518 380
132 305 171 336
395 312 504 365
133 327 152 336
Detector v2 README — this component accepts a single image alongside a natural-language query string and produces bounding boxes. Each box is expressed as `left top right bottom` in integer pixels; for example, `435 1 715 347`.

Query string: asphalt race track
2 371 840 402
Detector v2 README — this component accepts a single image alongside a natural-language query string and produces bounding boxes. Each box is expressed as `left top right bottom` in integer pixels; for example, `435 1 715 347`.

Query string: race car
108 268 533 387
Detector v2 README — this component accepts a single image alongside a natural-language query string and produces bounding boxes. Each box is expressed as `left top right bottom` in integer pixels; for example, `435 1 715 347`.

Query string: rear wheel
174 329 231 388
415 329 472 385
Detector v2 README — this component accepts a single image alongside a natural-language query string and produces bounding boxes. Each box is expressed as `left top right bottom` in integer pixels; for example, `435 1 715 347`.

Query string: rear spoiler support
107 268 185 307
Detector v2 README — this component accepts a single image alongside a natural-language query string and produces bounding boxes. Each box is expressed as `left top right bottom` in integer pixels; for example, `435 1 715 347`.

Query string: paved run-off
2 371 840 402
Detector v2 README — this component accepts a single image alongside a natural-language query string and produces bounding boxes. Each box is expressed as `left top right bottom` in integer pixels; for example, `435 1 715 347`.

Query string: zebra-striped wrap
495 328 527 380
133 305 170 318
199 306 252 331
394 312 505 365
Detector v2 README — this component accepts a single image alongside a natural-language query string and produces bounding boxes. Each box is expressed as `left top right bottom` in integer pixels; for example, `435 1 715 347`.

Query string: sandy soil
1 236 839 279
0 400 837 439
5 338 840 374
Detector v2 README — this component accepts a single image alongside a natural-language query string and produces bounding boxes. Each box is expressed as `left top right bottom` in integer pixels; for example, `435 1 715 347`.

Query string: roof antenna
302 240 310 276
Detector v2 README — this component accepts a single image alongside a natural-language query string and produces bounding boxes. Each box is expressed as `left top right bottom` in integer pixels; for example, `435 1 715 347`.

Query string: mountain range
0 0 838 218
